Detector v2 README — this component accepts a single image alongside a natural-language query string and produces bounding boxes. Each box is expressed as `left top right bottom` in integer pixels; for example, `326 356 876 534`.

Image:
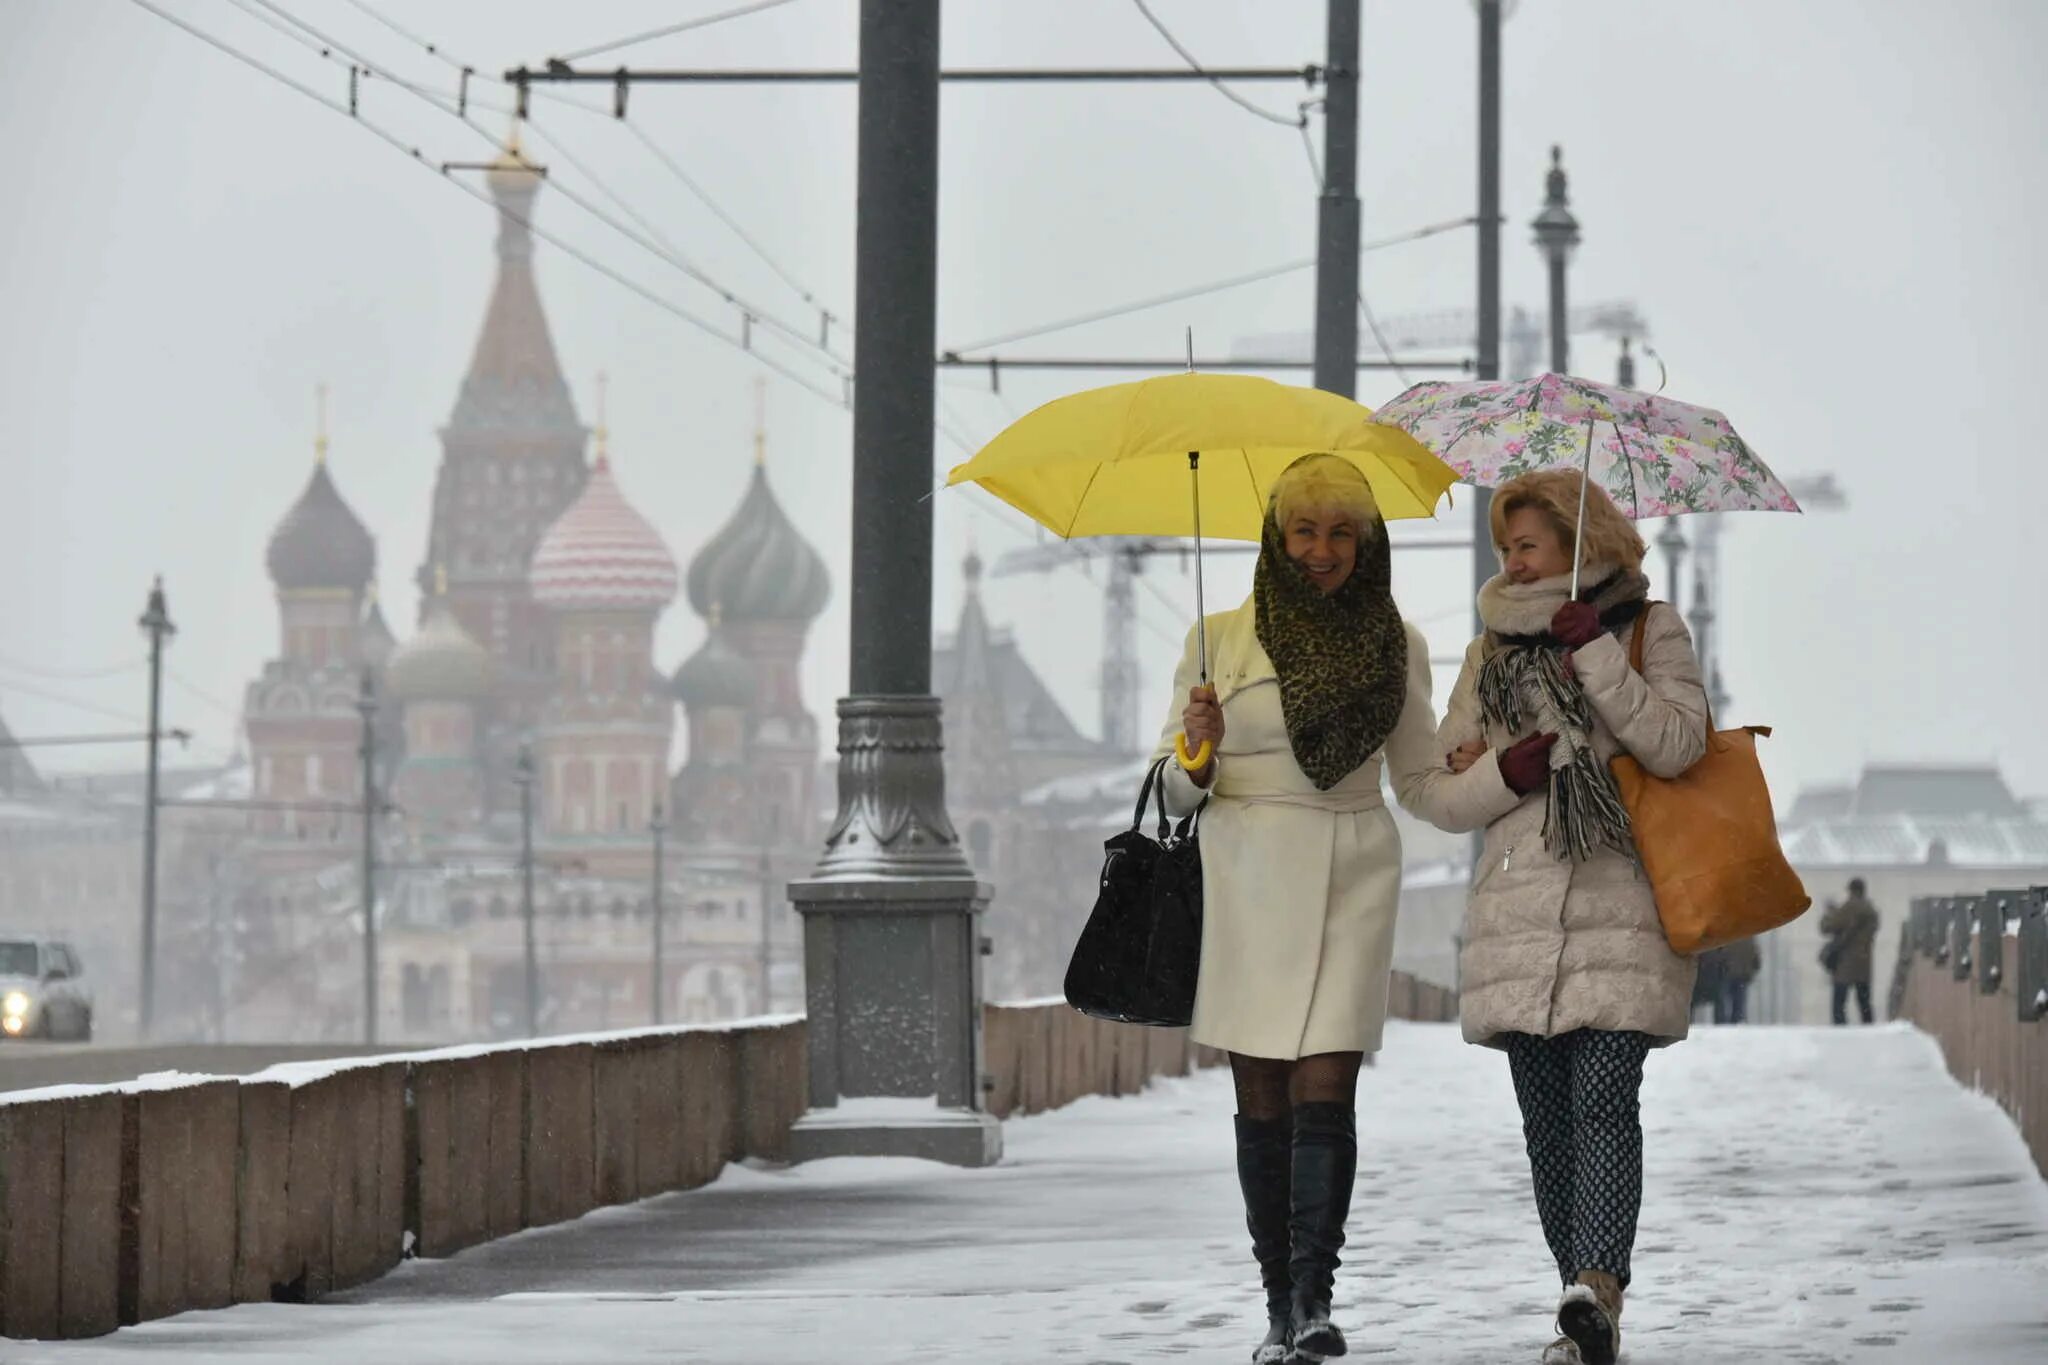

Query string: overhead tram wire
0 653 144 681
327 0 849 348
0 675 153 729
556 0 806 66
944 217 1476 359
126 0 850 409
240 0 851 381
1130 0 1309 129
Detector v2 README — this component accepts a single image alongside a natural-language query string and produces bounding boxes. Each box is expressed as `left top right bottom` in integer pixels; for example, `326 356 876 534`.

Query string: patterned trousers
1503 1028 1652 1289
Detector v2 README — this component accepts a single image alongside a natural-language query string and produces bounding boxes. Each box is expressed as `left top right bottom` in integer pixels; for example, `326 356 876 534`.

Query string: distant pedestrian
1820 880 1880 1025
1691 947 1727 1024
1714 938 1761 1024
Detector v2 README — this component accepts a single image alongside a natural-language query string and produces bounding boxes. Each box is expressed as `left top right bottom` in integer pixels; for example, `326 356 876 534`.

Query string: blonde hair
1490 469 1645 572
1269 453 1380 534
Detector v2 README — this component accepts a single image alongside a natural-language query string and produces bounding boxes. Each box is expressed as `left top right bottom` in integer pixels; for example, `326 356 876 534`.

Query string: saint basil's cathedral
240 146 830 1036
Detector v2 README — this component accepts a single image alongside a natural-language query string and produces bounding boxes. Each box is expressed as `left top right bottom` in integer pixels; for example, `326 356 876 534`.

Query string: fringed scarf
1476 565 1650 862
1252 506 1408 792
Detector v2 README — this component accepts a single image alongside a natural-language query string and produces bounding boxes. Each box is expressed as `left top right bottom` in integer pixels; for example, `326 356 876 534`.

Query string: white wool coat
1433 598 1710 1048
1151 597 1502 1059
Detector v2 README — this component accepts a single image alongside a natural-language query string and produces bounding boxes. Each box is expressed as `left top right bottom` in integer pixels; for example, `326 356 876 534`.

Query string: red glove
1551 601 1602 649
1498 732 1558 795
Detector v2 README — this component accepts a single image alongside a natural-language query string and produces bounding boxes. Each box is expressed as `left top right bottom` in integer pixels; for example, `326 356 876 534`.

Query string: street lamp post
1531 145 1581 375
785 0 1001 1168
515 742 539 1037
649 801 666 1026
137 576 176 1038
357 666 379 1045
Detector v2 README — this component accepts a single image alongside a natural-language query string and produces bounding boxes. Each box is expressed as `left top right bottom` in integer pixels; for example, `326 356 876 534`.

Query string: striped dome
529 458 678 612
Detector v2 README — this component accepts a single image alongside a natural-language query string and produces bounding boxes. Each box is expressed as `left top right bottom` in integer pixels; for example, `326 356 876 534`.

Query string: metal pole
758 844 773 1013
650 802 665 1026
787 0 1001 1168
1534 145 1581 376
1312 0 1360 399
517 743 538 1036
358 666 378 1045
1471 0 1503 635
137 576 174 1037
847 1 942 697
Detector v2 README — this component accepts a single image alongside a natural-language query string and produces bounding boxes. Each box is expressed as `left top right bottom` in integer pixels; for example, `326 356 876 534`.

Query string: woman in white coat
1152 454 1480 1364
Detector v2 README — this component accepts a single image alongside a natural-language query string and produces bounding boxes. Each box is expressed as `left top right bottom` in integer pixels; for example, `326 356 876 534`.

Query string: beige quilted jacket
1412 603 1710 1048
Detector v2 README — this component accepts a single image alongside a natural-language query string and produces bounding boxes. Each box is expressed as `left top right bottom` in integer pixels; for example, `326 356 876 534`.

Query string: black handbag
1063 755 1206 1027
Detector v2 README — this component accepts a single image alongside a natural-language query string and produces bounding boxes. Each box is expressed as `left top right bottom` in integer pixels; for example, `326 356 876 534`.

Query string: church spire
448 129 579 438
752 377 767 468
314 382 329 466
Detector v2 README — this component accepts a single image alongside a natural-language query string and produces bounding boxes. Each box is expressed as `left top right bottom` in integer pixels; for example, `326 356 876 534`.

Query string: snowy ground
15 1023 2047 1364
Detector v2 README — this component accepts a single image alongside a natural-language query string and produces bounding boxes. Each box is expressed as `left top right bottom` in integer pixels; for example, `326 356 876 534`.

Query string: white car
0 938 94 1042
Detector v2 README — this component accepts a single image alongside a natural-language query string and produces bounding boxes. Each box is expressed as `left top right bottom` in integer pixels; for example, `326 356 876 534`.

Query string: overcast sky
3 0 2044 812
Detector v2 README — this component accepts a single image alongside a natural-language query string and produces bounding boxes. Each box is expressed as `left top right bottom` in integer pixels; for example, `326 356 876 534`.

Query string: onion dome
486 140 543 201
529 455 678 612
685 465 830 624
386 576 491 702
359 584 396 669
266 460 375 592
672 613 753 709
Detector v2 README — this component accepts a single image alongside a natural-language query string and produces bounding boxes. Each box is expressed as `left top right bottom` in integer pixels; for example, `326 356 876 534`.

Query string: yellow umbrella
944 371 1458 771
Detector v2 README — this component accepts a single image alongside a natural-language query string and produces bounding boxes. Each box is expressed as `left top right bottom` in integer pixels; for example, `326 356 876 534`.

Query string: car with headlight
0 938 94 1042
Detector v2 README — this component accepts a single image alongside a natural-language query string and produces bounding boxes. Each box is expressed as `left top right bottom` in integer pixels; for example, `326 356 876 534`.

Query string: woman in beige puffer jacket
1425 470 1708 1365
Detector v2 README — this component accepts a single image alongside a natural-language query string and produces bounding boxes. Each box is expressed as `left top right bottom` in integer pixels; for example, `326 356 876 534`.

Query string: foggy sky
3 0 2044 812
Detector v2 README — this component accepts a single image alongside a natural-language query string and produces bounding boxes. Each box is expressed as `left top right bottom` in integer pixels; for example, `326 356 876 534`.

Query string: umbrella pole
1189 451 1208 679
1570 418 1595 597
1175 449 1215 774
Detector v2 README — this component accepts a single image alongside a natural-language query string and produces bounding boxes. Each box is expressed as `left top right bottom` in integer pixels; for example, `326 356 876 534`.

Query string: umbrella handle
1175 734 1214 773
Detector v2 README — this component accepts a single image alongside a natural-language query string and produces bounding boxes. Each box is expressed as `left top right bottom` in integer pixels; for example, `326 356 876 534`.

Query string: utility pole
515 742 538 1036
137 576 175 1038
1532 146 1581 376
649 801 666 1026
785 0 1001 1168
1311 0 1361 399
1472 0 1504 634
357 666 379 1045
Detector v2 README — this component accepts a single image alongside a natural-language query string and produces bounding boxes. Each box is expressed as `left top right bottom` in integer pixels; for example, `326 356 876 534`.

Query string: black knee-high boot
1235 1114 1294 1364
1288 1102 1356 1359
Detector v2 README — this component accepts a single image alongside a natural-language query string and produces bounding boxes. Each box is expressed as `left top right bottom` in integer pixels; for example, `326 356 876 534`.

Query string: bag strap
1131 756 1170 838
1627 600 1746 737
1628 601 1653 673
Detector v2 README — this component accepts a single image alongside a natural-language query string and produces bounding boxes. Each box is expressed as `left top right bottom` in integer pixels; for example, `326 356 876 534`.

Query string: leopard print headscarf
1252 501 1408 792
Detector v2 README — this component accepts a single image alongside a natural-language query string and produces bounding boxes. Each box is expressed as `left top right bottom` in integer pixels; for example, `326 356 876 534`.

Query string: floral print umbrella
1371 372 1801 591
1373 373 1799 516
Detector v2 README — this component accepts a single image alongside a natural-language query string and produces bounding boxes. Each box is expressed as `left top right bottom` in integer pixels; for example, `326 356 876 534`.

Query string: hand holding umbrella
1179 682 1224 780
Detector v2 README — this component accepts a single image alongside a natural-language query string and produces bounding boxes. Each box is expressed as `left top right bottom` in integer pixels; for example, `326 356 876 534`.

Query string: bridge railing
0 974 1457 1341
1893 889 2047 1178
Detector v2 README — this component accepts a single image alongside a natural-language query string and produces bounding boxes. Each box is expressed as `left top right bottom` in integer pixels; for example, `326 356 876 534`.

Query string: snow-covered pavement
15 1022 2047 1364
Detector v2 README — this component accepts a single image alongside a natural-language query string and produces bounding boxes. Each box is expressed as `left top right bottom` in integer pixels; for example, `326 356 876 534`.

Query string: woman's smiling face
1285 509 1359 594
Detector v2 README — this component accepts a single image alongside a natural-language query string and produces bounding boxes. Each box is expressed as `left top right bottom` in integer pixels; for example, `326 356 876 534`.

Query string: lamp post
649 801 666 1026
1531 145 1581 375
137 576 176 1037
514 742 539 1036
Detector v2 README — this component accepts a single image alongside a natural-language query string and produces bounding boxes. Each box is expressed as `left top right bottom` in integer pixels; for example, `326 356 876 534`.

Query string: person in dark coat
1715 937 1761 1024
1820 879 1880 1025
1691 948 1727 1023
